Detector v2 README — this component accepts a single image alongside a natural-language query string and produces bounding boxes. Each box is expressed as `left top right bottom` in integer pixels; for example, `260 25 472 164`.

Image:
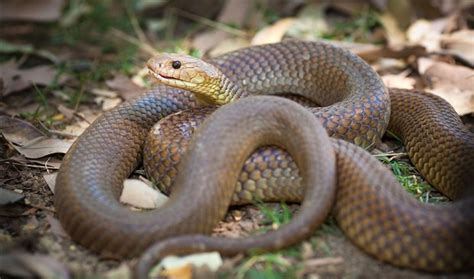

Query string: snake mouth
159 73 179 81
150 70 197 88
149 70 178 82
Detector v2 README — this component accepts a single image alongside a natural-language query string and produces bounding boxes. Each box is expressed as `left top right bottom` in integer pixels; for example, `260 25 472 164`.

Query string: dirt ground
1 0 474 278
1 157 473 278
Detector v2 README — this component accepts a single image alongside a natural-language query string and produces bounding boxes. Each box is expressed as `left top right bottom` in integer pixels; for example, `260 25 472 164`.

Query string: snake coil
55 41 474 275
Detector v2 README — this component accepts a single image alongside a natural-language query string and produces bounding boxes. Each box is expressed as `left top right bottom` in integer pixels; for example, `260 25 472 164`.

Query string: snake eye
172 60 181 69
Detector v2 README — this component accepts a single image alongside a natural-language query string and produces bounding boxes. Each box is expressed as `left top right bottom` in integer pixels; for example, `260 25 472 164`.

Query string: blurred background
1 0 473 278
1 0 473 116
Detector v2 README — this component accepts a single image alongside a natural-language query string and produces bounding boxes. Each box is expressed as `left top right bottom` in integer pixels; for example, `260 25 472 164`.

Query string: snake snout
146 56 163 73
147 55 183 85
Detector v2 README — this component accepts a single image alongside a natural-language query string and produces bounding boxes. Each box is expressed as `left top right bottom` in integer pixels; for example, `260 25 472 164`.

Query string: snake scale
54 41 474 275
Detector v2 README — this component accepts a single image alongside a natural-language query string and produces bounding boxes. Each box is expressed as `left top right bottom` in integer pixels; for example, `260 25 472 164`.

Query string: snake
54 41 474 276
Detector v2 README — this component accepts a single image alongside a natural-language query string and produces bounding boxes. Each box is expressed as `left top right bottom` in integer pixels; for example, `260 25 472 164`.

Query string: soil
1 160 473 278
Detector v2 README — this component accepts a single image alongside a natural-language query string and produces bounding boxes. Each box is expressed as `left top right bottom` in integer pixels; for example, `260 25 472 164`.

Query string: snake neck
189 71 246 106
205 74 247 105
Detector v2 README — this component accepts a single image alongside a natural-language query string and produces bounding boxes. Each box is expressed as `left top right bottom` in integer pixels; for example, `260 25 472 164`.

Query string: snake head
147 53 227 104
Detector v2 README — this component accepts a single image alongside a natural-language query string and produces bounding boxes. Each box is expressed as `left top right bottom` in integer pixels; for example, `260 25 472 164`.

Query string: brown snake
54 41 474 276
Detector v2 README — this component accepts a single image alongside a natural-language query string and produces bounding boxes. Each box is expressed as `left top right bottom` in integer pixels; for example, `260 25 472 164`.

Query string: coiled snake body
54 41 474 274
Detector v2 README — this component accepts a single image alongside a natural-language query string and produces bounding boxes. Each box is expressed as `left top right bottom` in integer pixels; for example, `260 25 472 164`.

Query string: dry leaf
379 12 406 45
61 122 88 137
327 41 382 62
213 0 251 26
317 40 424 64
159 264 192 279
60 110 98 137
56 104 75 120
0 116 45 145
440 30 474 66
45 214 68 238
90 88 117 98
208 38 250 58
418 58 474 115
301 241 314 260
0 60 66 96
8 155 62 170
2 101 43 118
192 31 230 56
120 178 168 209
251 18 295 45
104 263 130 279
0 188 25 205
379 45 427 60
285 3 329 41
95 97 122 111
0 0 65 22
382 70 416 89
419 58 474 89
406 18 450 52
11 137 72 159
106 74 144 100
0 40 59 63
90 88 123 110
372 58 407 73
156 252 223 278
132 67 149 88
0 116 73 158
43 172 58 193
191 0 251 54
61 125 86 137
0 252 70 278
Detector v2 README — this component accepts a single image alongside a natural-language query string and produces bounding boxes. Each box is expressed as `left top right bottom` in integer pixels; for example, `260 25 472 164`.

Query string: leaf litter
0 60 68 97
1 1 474 278
0 116 73 159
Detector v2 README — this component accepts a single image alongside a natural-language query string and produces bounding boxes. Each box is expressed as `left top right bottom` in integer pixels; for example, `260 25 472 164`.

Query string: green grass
20 84 55 125
234 253 299 279
322 7 382 43
256 202 292 229
53 0 133 46
233 203 343 278
49 0 141 82
9 0 144 126
376 154 448 203
316 217 340 237
225 202 299 278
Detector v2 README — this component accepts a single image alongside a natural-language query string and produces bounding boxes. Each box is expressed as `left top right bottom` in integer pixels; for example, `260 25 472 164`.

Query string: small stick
111 28 158 56
173 8 248 37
